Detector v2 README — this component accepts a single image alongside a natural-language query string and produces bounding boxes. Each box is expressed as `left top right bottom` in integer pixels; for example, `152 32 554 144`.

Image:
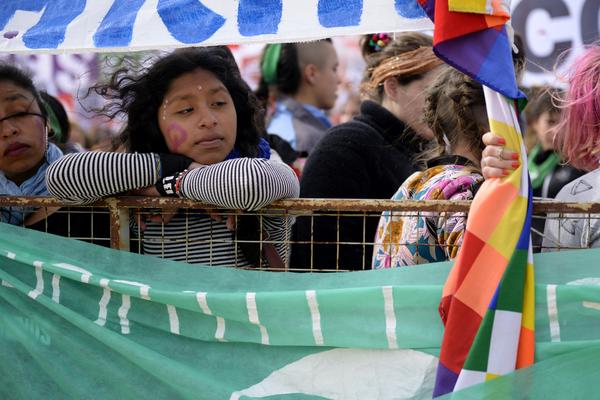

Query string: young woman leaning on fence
0 64 110 246
0 65 60 225
46 46 300 268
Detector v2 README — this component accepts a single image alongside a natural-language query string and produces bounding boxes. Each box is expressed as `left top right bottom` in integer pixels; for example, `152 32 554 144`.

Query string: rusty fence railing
1 196 599 271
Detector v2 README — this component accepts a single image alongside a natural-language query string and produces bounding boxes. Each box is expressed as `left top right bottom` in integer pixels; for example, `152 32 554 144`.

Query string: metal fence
1 196 599 271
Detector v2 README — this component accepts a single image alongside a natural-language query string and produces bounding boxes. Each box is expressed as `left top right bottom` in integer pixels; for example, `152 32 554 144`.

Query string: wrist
155 169 189 197
155 174 178 197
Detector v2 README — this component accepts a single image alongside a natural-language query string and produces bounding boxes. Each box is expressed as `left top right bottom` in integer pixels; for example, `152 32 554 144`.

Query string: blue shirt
267 101 332 150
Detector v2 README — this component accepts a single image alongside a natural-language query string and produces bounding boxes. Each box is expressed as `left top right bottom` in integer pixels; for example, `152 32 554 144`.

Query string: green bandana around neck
528 143 560 189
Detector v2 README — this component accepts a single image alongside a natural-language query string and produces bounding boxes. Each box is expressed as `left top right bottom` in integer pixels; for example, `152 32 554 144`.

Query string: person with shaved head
257 40 341 159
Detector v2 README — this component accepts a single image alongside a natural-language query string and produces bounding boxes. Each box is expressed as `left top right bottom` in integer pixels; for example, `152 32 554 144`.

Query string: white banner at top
0 0 432 54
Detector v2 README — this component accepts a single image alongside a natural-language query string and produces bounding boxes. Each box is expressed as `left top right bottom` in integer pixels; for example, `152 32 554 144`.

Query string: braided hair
423 68 487 163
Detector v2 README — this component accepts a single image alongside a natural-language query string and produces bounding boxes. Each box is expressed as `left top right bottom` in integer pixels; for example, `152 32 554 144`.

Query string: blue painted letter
317 0 362 27
395 0 427 19
157 0 225 44
0 0 85 48
238 0 282 36
0 0 45 28
94 0 145 48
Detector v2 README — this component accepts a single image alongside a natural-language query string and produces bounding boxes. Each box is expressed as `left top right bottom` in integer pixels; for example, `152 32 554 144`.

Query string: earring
43 126 50 151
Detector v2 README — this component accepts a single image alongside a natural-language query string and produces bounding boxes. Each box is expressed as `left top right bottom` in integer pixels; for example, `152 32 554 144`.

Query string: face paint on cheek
162 100 169 121
166 123 189 153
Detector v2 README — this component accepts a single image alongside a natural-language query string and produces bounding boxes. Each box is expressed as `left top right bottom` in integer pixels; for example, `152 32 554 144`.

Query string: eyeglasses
0 111 46 128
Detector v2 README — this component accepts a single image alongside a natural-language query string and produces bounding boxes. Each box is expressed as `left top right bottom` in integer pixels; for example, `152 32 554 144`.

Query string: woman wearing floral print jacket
373 67 488 268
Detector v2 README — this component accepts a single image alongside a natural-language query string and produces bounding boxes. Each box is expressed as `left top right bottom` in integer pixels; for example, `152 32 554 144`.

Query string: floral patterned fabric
372 157 483 268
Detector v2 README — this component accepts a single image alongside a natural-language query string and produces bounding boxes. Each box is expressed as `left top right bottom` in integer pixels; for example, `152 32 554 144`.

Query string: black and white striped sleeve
178 158 300 210
45 152 159 204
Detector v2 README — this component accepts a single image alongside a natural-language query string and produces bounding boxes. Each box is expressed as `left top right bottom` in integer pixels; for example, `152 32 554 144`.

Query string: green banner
1 223 599 399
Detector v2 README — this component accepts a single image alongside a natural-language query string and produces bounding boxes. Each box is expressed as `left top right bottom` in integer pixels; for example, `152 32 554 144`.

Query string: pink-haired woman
482 45 600 249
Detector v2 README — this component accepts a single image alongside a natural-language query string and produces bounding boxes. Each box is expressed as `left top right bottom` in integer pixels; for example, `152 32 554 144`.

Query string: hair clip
368 33 391 52
261 44 282 85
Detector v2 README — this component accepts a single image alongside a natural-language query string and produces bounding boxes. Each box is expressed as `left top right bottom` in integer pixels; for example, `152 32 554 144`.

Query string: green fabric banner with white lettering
1 223 599 399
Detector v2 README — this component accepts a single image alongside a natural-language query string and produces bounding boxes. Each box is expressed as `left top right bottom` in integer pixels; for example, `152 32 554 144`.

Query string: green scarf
528 144 560 189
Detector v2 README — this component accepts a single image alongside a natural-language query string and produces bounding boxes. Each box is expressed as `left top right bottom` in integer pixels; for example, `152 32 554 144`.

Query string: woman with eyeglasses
0 64 63 224
0 64 110 245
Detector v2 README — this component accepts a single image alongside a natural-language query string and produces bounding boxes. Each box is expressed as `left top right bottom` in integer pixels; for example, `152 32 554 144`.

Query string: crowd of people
1 33 598 270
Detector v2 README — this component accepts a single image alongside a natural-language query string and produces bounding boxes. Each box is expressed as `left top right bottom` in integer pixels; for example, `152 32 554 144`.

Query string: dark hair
524 86 562 124
512 33 526 81
523 86 563 151
362 32 433 102
0 64 46 119
255 39 333 106
40 91 70 144
93 46 266 157
423 68 487 163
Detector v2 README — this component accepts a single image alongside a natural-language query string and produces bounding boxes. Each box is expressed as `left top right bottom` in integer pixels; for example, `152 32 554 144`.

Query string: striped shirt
45 152 299 267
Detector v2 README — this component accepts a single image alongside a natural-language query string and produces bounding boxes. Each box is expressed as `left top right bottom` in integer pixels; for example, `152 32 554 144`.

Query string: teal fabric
1 223 600 399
